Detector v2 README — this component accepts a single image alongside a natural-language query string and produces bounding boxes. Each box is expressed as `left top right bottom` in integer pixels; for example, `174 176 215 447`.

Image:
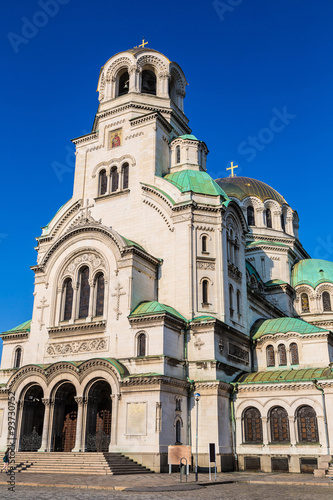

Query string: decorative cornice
1 332 29 342
121 375 189 389
48 320 106 336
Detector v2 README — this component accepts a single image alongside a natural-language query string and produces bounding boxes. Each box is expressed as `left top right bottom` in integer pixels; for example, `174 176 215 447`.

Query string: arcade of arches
15 377 114 453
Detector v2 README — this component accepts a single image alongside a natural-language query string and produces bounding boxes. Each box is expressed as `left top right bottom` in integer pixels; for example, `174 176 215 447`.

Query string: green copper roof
246 240 289 248
246 261 261 282
121 236 147 253
215 177 288 205
251 317 328 340
265 279 288 287
164 170 229 199
178 134 199 141
190 315 217 323
130 301 187 322
237 366 333 385
291 259 333 289
2 320 31 335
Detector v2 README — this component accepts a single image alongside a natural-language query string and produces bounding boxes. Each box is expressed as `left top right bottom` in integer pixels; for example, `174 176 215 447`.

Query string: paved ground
0 471 332 499
0 482 332 499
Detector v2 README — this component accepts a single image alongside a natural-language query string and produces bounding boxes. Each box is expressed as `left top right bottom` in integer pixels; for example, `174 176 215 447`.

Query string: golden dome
215 177 288 205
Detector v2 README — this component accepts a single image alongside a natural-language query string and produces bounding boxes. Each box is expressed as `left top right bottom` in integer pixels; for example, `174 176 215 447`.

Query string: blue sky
1 0 333 353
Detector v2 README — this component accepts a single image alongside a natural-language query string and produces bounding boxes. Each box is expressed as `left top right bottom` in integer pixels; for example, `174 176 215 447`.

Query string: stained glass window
111 167 118 192
266 208 272 228
301 293 310 312
78 266 90 319
63 278 73 321
247 206 255 226
323 291 331 312
296 406 319 443
203 280 209 304
270 407 290 442
266 345 275 367
237 290 241 315
281 213 286 231
229 284 233 316
95 273 104 317
290 343 299 365
202 235 207 253
278 344 287 366
176 146 181 164
137 333 146 356
99 169 107 195
122 163 129 189
244 407 263 443
14 347 22 368
176 420 181 444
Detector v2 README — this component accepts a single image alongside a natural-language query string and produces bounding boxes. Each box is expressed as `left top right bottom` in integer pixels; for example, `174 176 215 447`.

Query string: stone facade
0 46 332 473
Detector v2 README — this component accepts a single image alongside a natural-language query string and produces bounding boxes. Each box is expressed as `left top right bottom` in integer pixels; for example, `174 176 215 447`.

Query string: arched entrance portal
85 380 112 451
51 383 77 452
20 385 44 451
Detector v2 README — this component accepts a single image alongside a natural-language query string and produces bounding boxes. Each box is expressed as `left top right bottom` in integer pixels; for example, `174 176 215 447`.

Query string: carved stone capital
74 396 84 406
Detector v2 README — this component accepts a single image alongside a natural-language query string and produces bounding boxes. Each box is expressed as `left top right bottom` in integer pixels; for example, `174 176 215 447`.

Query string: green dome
292 259 333 289
164 170 229 199
215 176 287 205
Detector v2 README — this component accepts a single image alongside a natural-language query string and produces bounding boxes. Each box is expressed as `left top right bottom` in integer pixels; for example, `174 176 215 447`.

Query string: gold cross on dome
139 38 148 48
226 161 238 177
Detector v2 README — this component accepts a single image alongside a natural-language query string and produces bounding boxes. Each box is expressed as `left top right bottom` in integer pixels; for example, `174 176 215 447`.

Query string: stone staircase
11 452 152 475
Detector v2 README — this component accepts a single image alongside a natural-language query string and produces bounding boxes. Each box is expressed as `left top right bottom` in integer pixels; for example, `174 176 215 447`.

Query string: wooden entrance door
95 409 111 451
62 410 77 452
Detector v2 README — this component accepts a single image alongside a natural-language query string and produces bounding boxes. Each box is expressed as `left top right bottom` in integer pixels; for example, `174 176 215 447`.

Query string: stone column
81 397 89 452
72 284 79 319
262 416 269 445
289 416 296 445
72 397 84 452
38 399 51 452
88 279 94 318
110 393 120 448
47 399 56 451
129 65 137 93
14 401 24 452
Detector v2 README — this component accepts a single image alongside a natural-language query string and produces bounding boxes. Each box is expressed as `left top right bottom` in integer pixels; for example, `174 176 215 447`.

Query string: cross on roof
139 38 148 48
226 161 238 177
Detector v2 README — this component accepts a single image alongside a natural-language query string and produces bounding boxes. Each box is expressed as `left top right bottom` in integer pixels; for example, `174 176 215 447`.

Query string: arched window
247 206 255 226
176 419 181 444
78 266 90 319
281 213 286 232
99 169 107 196
122 163 129 190
62 278 73 321
13 347 22 369
266 345 275 367
202 280 209 304
142 69 156 95
301 293 310 312
323 291 331 312
110 166 118 192
229 284 234 317
137 333 146 356
266 208 272 228
236 290 241 316
243 407 263 443
202 235 207 253
270 406 290 442
278 344 287 366
290 343 299 365
118 70 129 96
176 145 181 164
296 406 319 443
95 273 105 317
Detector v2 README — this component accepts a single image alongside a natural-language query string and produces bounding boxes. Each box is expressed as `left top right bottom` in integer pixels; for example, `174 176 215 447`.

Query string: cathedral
1 45 332 474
